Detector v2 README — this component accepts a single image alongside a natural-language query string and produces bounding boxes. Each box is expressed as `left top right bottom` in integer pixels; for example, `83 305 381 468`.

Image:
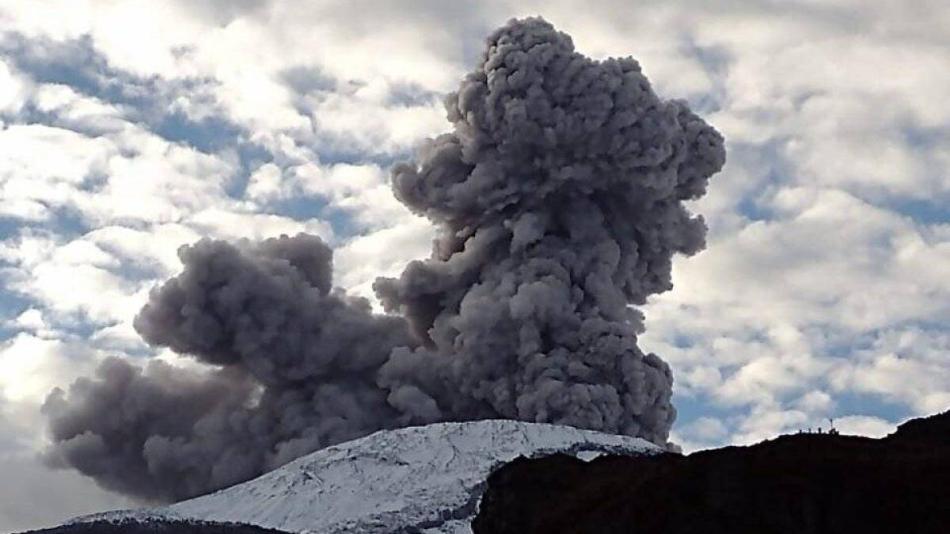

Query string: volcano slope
473 410 950 534
18 519 288 534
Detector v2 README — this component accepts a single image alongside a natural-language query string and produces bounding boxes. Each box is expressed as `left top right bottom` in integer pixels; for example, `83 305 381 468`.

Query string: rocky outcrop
473 411 950 534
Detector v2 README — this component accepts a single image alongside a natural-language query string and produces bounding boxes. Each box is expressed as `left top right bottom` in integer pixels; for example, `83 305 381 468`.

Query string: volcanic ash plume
44 235 418 501
43 17 725 502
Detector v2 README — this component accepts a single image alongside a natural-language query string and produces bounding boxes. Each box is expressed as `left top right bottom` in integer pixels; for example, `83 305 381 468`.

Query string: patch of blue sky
721 140 798 223
303 136 411 169
0 205 92 241
677 38 729 115
33 313 106 341
271 195 364 239
816 321 949 357
670 392 737 430
668 332 695 350
386 82 441 107
280 65 337 95
100 256 166 284
888 198 949 225
0 217 22 241
671 388 911 444
221 142 274 199
2 34 108 97
154 110 245 155
269 194 331 222
7 104 84 133
830 391 913 423
900 122 948 151
0 291 33 339
735 193 773 223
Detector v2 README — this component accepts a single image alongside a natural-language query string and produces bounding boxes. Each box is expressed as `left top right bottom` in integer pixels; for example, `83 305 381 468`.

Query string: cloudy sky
0 0 948 531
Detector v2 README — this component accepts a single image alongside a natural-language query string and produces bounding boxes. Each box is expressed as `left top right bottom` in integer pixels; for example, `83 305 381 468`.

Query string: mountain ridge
61 420 660 534
473 410 950 534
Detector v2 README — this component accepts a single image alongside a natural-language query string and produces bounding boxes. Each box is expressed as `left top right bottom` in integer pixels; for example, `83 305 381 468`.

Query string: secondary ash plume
43 17 725 502
45 234 419 502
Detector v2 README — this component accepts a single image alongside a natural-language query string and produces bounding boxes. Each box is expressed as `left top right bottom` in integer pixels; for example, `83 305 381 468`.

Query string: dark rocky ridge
16 519 289 534
473 410 950 534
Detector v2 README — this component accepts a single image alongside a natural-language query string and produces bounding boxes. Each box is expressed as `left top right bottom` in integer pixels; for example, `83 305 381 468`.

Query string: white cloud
833 415 895 439
185 207 333 242
0 122 238 229
0 333 100 404
244 162 285 203
0 124 116 210
731 406 809 445
0 58 28 114
83 224 202 276
302 91 447 154
672 416 730 452
795 390 834 413
32 83 128 134
642 140 947 444
8 308 45 331
2 233 143 325
827 328 950 414
0 198 49 221
335 216 434 300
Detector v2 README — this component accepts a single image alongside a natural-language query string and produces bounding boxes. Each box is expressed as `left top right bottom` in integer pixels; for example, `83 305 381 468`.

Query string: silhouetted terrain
474 410 950 534
18 519 289 534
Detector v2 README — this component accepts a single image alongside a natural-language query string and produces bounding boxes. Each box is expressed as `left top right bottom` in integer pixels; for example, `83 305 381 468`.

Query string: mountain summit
64 420 659 533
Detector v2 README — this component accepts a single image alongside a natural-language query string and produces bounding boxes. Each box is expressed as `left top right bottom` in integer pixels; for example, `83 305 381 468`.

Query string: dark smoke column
374 17 724 444
42 17 724 503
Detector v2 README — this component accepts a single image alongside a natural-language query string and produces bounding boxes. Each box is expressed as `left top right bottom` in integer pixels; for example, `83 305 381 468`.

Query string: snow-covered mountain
71 420 660 533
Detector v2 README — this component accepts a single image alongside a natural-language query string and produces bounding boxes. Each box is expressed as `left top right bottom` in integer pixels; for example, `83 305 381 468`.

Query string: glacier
70 420 661 533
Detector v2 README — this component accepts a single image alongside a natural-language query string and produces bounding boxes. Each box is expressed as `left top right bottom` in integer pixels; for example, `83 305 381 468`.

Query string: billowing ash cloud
45 235 419 502
43 17 725 502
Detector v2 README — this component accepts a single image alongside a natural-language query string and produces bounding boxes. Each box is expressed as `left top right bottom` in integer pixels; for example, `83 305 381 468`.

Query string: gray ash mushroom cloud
43 17 725 502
